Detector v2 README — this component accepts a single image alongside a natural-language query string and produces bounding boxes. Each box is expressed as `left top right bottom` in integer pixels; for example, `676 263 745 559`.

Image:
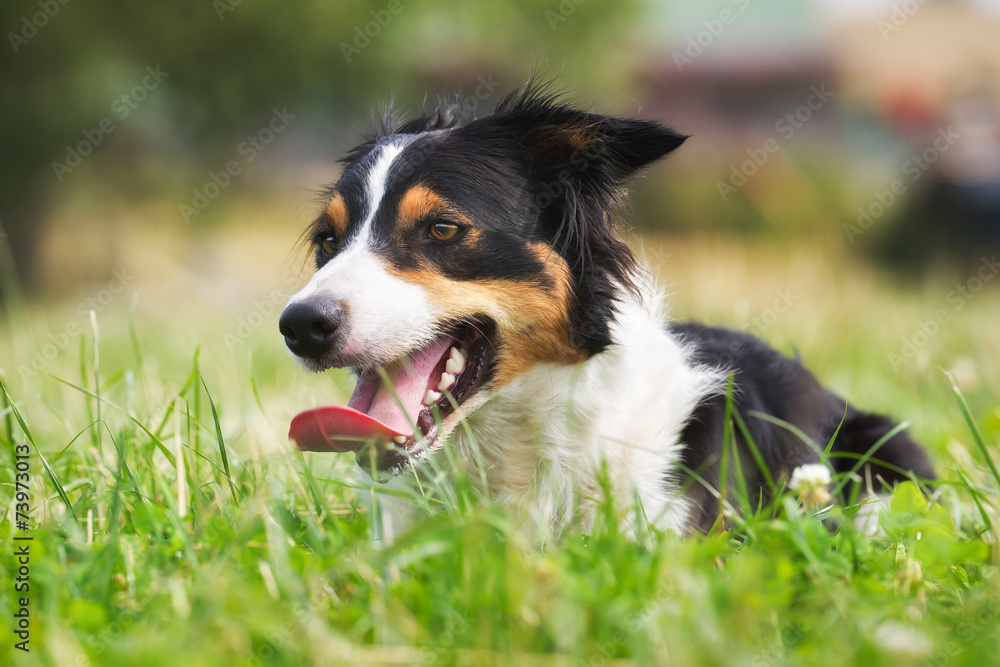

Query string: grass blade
950 380 1000 487
199 372 241 501
1 376 79 529
732 407 774 495
820 403 849 464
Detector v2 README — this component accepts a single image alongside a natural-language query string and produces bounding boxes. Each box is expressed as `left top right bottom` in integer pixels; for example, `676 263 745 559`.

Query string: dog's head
280 86 685 475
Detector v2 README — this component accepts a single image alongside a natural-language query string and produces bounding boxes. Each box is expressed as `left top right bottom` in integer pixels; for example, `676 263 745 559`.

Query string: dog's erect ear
478 86 687 355
564 113 687 180
492 86 687 186
528 110 686 184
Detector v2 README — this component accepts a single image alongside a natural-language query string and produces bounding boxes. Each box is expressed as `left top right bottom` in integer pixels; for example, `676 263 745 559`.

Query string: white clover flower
788 463 832 506
874 621 932 660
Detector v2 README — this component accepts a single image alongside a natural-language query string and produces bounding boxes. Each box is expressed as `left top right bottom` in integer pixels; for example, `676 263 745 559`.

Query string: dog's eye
320 236 337 256
428 221 461 241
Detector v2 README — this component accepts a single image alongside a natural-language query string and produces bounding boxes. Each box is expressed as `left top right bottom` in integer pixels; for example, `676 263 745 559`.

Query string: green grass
1 235 999 666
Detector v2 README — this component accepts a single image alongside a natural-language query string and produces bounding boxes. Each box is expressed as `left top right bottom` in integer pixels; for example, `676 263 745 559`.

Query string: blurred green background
2 5 1000 665
2 0 999 386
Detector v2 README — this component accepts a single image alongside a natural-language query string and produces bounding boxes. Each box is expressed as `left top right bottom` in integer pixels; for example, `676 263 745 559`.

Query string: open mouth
288 321 494 474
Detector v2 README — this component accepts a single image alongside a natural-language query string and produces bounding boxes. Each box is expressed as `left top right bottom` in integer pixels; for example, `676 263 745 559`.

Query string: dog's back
673 323 935 531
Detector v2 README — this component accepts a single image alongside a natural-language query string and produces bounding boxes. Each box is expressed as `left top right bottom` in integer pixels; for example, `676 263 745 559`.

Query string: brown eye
321 236 337 255
428 221 461 241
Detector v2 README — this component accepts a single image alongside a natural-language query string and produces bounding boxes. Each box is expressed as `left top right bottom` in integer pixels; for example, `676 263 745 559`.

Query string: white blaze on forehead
352 138 414 250
288 137 433 362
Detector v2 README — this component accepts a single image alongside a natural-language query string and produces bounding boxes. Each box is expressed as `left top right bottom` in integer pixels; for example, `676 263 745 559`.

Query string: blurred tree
0 0 639 293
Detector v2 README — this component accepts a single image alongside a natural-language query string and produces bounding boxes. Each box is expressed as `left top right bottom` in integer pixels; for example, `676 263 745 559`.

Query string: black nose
279 295 347 360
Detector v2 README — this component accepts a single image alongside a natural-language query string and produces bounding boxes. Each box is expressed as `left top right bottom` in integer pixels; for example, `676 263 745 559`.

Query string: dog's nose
279 295 347 359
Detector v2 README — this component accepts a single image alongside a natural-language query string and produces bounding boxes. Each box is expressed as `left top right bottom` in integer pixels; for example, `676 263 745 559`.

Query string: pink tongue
288 336 455 452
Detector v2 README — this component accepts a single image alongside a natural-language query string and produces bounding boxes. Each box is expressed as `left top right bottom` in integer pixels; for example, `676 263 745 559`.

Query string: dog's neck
453 279 722 537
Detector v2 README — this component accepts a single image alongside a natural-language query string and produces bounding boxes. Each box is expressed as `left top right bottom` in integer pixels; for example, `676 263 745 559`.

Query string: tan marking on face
397 185 472 230
386 242 582 388
398 185 444 224
324 193 348 236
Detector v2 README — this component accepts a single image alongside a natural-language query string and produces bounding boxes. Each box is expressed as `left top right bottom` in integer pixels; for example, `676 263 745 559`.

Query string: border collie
279 86 935 535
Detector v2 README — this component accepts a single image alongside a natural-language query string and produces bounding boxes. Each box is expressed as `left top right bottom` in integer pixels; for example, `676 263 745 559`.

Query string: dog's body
443 280 719 535
280 86 934 535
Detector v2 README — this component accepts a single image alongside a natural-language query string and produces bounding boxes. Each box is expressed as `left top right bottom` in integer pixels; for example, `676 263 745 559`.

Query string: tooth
392 435 407 444
445 347 467 375
438 372 456 391
423 390 441 406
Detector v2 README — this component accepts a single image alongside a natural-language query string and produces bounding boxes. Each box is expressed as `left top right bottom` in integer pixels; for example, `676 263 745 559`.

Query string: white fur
369 274 724 541
449 276 723 537
354 140 412 248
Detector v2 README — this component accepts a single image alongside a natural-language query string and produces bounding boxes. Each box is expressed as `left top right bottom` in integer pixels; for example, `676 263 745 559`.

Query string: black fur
489 86 687 353
313 84 686 355
306 86 935 520
672 323 935 531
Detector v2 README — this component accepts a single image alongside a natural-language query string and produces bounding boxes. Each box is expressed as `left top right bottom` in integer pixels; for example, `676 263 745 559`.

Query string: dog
279 86 935 535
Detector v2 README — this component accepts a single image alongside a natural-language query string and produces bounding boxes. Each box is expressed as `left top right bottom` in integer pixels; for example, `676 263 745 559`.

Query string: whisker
465 320 499 352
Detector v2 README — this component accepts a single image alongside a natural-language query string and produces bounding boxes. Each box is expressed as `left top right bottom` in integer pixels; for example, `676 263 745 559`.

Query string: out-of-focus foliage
0 0 640 286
